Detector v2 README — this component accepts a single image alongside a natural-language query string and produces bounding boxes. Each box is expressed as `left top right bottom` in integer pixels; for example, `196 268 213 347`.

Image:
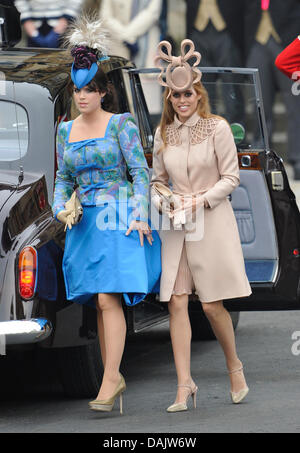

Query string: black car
1 9 300 398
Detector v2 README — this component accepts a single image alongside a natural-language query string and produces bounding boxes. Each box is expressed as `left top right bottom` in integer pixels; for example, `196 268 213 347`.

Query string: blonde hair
158 80 220 152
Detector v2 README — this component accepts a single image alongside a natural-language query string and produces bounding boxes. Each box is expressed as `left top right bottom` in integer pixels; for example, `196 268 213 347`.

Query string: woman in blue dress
52 17 161 414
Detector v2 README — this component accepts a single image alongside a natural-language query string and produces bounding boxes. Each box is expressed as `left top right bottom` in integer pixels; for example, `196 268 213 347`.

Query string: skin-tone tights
168 295 247 403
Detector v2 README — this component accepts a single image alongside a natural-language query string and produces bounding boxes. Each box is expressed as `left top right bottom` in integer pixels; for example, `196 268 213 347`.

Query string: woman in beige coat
151 39 252 412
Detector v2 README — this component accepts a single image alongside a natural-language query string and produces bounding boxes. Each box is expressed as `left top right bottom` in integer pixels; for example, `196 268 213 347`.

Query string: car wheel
189 310 240 341
56 339 103 398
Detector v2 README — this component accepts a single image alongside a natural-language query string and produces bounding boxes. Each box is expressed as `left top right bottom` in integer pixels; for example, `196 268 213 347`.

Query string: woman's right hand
158 198 175 216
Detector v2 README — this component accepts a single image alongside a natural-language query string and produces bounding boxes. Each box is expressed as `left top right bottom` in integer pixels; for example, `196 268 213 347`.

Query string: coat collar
173 111 200 128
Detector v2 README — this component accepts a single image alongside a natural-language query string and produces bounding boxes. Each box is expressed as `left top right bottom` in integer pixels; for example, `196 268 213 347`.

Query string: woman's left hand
54 17 69 34
185 196 210 213
125 220 153 246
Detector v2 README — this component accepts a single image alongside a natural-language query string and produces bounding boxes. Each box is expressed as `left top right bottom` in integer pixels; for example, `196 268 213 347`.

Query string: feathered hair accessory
154 39 202 94
64 15 110 89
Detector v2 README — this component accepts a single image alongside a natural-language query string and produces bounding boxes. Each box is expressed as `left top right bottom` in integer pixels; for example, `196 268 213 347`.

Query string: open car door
127 67 300 313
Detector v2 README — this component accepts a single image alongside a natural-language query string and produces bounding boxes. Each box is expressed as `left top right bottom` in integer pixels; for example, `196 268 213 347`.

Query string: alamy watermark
291 72 300 96
291 331 300 356
94 188 204 242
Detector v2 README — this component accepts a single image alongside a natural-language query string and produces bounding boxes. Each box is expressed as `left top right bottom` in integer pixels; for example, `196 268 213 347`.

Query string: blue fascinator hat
71 47 110 89
66 16 110 89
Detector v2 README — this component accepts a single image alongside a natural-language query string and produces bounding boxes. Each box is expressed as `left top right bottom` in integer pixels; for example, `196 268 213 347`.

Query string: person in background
185 0 245 126
275 35 300 81
99 0 163 118
14 0 84 47
245 0 300 179
83 0 102 15
99 0 162 65
159 0 168 41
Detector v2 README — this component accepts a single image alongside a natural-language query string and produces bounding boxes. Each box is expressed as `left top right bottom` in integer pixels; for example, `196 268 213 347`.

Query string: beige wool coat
100 0 162 67
151 112 252 303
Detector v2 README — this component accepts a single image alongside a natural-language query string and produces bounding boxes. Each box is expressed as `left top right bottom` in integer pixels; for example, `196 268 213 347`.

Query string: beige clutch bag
152 182 185 227
152 182 177 206
63 191 83 231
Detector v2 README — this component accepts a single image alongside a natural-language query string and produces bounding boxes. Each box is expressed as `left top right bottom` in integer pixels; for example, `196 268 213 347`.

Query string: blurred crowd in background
6 0 300 178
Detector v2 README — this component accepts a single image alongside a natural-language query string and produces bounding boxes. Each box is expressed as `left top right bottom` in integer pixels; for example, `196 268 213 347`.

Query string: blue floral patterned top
52 113 149 222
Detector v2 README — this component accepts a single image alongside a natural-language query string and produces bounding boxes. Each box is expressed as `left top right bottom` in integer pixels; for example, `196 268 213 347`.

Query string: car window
0 101 28 161
201 71 265 150
129 68 268 152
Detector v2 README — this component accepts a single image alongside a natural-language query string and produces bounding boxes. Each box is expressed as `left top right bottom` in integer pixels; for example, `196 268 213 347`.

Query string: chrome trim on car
0 318 52 345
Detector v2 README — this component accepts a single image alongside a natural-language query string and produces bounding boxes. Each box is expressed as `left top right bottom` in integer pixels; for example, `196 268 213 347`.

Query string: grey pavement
0 309 300 434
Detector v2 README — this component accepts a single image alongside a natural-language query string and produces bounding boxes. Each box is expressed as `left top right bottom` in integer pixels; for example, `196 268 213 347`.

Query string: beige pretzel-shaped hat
154 39 202 92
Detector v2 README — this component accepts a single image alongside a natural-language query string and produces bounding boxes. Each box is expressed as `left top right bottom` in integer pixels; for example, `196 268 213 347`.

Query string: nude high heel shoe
229 366 249 404
167 383 198 413
89 374 126 414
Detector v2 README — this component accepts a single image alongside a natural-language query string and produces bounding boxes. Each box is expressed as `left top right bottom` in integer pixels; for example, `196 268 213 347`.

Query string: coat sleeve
15 0 83 22
52 122 75 220
118 113 150 222
150 127 170 211
100 0 128 42
275 36 300 81
14 0 32 22
125 0 162 42
100 0 162 44
63 0 84 19
204 120 240 209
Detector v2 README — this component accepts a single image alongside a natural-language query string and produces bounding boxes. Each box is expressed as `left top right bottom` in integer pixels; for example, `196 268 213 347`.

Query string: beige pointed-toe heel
167 382 198 413
229 366 249 404
89 374 126 414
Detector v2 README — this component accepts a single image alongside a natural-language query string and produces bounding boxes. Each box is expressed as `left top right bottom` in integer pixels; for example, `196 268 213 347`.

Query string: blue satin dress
52 113 161 307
